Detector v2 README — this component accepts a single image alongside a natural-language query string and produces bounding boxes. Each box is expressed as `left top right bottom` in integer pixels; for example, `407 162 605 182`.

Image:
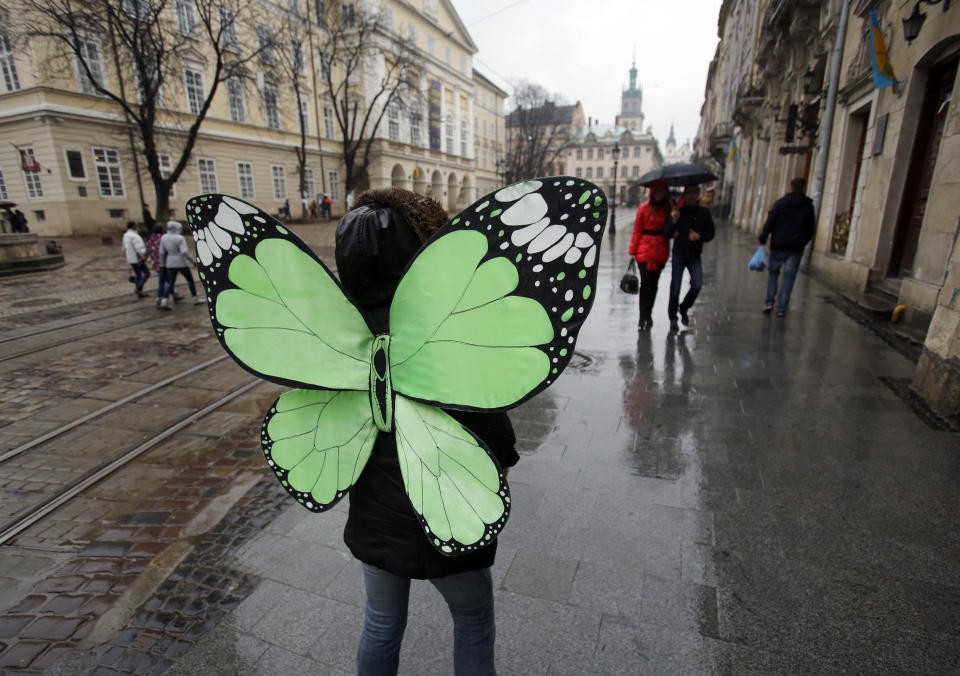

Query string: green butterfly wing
185 194 373 391
262 389 378 511
393 395 510 555
389 178 606 410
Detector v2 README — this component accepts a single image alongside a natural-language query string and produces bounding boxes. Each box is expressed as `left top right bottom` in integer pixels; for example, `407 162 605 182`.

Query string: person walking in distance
758 177 816 318
628 180 671 331
122 221 150 299
664 184 715 330
157 221 203 310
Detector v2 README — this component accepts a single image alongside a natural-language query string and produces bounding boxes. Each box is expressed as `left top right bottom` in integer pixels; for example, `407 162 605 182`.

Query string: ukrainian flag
870 9 898 89
728 138 738 163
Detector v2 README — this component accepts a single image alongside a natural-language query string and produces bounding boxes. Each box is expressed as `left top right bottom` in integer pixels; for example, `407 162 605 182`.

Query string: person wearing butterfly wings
184 176 606 675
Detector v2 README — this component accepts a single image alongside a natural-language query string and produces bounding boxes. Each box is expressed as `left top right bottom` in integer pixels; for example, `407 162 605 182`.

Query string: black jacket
663 204 715 259
759 191 815 252
336 200 519 580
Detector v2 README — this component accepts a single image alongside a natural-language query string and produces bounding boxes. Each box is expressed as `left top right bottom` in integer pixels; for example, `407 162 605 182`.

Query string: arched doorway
430 170 443 202
459 174 473 208
447 172 458 212
413 166 428 196
391 164 407 190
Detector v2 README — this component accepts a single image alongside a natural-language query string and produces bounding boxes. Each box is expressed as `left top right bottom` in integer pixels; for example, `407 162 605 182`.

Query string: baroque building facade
696 0 960 419
0 0 505 236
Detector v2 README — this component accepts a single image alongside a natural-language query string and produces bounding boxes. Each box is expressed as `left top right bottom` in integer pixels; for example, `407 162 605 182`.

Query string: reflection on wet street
505 209 958 673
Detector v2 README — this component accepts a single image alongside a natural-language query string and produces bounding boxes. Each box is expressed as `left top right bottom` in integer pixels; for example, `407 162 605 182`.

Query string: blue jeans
130 262 150 291
766 250 802 312
159 267 196 299
357 564 496 676
668 254 703 320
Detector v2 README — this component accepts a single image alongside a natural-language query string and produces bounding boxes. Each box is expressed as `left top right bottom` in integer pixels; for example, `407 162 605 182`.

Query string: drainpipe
809 0 851 264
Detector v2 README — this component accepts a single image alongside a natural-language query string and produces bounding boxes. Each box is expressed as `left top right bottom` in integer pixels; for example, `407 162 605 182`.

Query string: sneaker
762 303 774 313
192 296 205 305
172 293 185 304
136 289 147 299
679 309 689 326
159 297 172 311
155 297 162 307
776 309 786 318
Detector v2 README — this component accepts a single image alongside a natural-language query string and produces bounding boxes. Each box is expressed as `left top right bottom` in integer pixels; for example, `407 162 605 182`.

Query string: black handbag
620 259 639 294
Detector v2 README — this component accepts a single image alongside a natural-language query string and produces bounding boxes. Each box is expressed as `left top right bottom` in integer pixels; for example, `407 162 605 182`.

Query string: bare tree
314 2 418 199
505 83 573 183
18 0 264 221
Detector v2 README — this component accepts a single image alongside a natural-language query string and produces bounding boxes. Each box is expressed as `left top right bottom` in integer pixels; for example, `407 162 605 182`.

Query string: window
0 14 19 92
633 147 640 158
383 7 393 32
575 168 582 178
184 67 205 115
158 153 176 198
342 3 356 27
20 148 43 198
621 165 627 178
323 105 336 139
409 103 421 146
65 149 86 180
271 165 286 200
460 120 467 156
315 0 326 25
387 101 400 141
461 56 467 73
291 38 305 74
237 161 255 199
428 36 435 56
0 169 7 199
585 167 592 179
92 147 124 197
407 22 415 41
317 49 331 79
586 148 593 160
596 167 603 178
257 24 274 64
303 167 315 199
297 94 310 135
327 170 340 200
219 6 238 50
597 149 604 160
445 47 451 65
76 37 106 95
263 83 280 129
482 119 487 139
576 149 582 160
122 0 149 16
175 0 197 35
287 0 299 14
632 165 639 177
445 114 454 154
227 78 246 123
198 157 218 193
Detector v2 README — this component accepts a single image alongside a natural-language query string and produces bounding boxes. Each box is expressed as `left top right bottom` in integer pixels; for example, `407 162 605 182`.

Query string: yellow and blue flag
869 9 898 89
728 138 738 163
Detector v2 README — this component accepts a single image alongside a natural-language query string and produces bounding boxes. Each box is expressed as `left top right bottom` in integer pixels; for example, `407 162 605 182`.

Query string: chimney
588 116 592 128
615 115 620 128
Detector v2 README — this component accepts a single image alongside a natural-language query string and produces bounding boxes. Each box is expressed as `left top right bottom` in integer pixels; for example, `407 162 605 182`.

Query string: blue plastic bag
749 246 767 272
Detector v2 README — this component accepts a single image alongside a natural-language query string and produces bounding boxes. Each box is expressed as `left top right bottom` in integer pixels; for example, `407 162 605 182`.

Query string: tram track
0 377 260 546
0 304 144 345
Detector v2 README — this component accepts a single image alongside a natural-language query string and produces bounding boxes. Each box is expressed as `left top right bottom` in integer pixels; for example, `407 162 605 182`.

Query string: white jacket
122 230 145 264
159 221 196 268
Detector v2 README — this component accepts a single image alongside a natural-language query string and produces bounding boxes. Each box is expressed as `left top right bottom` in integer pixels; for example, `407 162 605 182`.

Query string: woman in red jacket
628 180 671 330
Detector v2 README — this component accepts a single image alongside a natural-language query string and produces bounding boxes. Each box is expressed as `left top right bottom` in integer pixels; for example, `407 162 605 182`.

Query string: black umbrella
636 163 718 187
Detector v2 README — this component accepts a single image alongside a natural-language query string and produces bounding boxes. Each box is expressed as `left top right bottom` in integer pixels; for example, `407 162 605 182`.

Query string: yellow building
0 0 506 236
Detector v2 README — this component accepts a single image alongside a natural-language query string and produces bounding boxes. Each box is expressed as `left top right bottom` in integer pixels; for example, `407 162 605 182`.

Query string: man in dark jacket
758 177 816 317
664 184 716 329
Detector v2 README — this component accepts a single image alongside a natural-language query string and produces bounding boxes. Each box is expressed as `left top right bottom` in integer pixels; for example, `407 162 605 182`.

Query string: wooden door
889 58 957 277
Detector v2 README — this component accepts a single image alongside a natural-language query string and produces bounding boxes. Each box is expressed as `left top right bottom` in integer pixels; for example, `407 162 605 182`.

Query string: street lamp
903 0 950 44
610 142 620 233
495 158 506 184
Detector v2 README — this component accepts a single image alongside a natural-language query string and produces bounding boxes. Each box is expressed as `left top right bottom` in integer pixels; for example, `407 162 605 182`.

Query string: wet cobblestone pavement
2 212 959 674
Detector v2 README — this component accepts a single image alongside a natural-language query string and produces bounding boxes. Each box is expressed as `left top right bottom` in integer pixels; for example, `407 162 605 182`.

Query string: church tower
666 123 677 150
620 57 644 131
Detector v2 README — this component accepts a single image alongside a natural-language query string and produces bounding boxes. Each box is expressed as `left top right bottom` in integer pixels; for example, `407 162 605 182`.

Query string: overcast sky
451 0 723 149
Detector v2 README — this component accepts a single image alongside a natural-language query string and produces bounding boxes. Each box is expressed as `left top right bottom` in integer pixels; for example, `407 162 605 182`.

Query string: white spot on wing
501 193 548 226
584 245 597 267
510 217 550 246
196 239 213 266
223 196 258 215
214 202 245 234
542 232 575 262
527 224 566 254
495 180 542 202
